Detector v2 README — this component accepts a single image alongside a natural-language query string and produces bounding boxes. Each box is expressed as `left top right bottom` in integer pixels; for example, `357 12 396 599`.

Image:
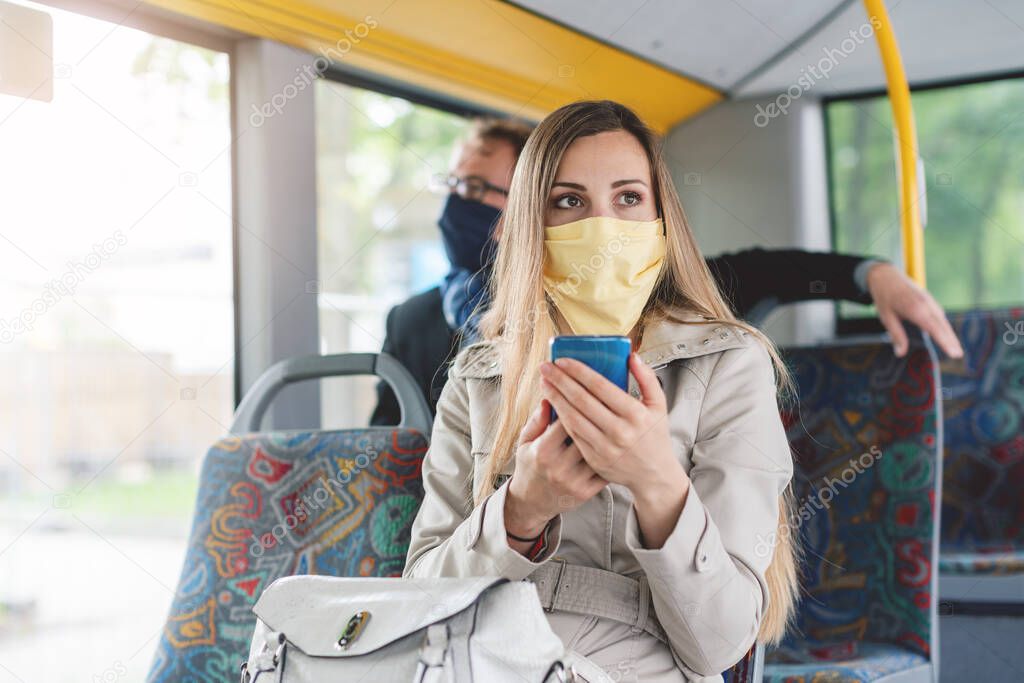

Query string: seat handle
229 352 432 437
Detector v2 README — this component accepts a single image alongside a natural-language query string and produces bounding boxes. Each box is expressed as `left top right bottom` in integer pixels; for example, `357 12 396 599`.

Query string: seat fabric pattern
722 644 760 683
765 641 928 682
147 428 428 682
766 341 940 680
940 308 1024 576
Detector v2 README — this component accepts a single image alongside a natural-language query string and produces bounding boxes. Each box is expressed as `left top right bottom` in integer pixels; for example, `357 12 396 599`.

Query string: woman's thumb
520 400 550 443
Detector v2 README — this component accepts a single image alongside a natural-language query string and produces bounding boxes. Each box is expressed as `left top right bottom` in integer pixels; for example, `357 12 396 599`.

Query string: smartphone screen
548 335 631 419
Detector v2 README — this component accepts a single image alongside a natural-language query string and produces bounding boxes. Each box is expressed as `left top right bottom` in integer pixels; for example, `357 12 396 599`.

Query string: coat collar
635 316 752 369
456 315 753 380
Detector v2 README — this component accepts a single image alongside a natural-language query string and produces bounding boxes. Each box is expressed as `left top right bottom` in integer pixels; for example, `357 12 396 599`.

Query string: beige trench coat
403 317 793 682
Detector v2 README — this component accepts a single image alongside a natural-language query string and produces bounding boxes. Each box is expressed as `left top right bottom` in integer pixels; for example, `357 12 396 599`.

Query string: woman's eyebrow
611 179 648 188
552 181 586 190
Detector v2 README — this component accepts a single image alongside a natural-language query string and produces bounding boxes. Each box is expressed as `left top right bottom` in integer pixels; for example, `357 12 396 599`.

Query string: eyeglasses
430 173 509 202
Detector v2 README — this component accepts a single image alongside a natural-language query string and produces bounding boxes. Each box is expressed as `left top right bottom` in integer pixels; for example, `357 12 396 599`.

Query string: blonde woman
404 100 797 682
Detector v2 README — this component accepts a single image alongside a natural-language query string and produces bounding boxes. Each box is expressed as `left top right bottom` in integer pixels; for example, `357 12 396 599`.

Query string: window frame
43 0 239 53
822 67 1024 336
320 62 508 121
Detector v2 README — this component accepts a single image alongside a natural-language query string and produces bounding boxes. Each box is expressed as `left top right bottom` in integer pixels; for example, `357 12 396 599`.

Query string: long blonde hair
476 100 798 643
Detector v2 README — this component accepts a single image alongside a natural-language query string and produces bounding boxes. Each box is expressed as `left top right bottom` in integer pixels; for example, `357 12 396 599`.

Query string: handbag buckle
337 610 372 649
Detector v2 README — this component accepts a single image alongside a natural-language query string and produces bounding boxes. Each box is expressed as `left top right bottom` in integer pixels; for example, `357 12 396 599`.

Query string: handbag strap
415 604 479 683
528 561 668 644
241 632 287 683
415 623 451 683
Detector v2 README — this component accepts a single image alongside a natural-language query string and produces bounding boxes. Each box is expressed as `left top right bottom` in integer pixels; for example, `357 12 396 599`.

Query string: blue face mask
437 193 501 273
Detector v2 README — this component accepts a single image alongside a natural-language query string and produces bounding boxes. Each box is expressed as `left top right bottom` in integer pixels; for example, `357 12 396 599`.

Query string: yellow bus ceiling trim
141 0 722 132
863 0 926 285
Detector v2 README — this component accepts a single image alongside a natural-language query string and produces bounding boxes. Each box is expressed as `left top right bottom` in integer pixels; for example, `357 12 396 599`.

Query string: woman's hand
539 353 689 548
540 353 685 492
504 399 607 542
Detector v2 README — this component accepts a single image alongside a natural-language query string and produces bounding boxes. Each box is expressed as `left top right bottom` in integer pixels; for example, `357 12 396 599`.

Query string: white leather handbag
241 575 580 682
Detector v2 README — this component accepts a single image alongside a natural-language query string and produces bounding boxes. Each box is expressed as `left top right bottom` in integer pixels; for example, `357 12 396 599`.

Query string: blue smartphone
548 335 632 420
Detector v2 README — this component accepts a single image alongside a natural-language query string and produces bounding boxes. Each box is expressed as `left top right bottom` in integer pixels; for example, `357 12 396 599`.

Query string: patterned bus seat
146 428 428 682
939 307 1024 580
765 338 941 683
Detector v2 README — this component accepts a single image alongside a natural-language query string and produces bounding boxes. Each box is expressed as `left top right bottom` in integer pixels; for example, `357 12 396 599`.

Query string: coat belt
527 560 668 644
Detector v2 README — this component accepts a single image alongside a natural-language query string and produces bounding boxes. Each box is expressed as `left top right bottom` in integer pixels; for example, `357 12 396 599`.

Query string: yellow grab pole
863 0 926 285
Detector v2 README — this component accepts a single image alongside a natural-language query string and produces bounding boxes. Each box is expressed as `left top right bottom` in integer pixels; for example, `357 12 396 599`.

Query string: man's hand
866 262 963 358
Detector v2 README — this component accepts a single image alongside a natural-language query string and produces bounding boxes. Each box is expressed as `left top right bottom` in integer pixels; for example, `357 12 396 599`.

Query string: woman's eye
618 191 642 206
554 194 583 209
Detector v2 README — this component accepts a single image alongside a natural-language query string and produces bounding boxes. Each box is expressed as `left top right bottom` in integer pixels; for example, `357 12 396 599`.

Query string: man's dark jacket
370 248 872 426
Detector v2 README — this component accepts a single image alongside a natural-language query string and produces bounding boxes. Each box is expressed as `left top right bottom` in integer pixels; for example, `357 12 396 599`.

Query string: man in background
371 117 962 426
370 119 528 425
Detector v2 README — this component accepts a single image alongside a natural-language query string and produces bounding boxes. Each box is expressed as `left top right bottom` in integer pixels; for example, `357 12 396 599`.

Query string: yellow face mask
542 216 666 336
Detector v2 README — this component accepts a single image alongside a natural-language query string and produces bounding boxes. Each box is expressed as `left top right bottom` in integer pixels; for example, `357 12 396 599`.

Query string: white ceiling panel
511 0 1024 98
736 0 1024 97
510 0 852 90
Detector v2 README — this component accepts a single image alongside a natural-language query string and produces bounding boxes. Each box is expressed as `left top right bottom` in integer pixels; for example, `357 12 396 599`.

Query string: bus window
314 79 468 428
0 2 231 678
826 75 1024 317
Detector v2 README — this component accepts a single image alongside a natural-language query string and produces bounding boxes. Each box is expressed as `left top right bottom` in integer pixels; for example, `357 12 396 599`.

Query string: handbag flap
252 575 508 657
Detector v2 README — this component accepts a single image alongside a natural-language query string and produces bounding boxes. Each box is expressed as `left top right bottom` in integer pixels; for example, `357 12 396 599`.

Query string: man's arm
706 248 872 320
706 248 963 359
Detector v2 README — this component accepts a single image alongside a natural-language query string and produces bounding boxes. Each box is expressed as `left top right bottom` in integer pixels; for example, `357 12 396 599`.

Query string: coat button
702 339 710 346
696 551 710 572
